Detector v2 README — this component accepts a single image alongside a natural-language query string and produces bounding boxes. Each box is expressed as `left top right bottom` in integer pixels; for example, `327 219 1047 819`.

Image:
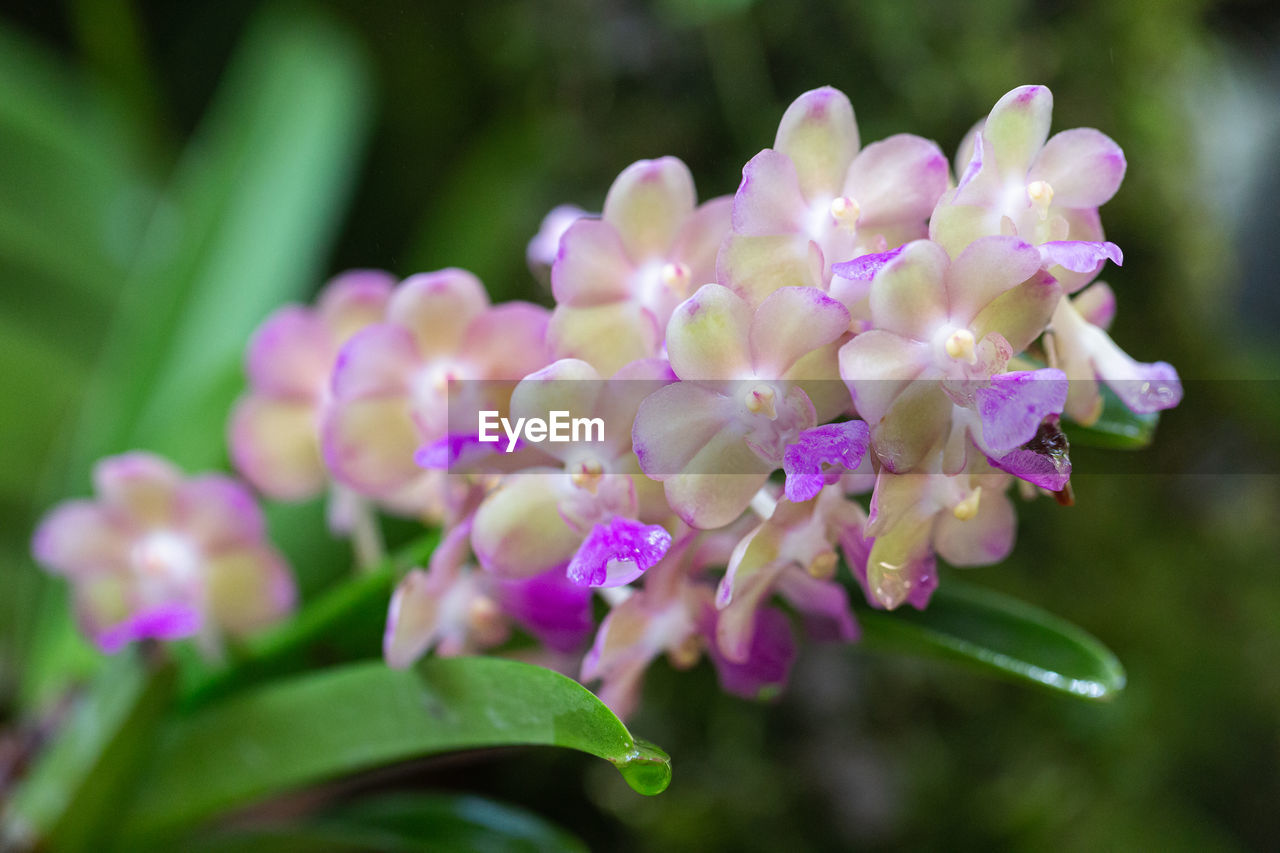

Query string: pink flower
632 284 862 528
838 238 1066 476
549 157 731 375
527 204 589 280
322 268 551 513
931 84 1127 293
31 453 295 654
715 486 862 663
1051 281 1183 422
720 86 949 305
385 520 593 668
857 464 1015 610
229 270 394 500
469 358 677 585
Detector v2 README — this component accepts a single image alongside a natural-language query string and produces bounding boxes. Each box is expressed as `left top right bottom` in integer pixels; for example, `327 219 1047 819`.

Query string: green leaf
68 5 373 472
3 653 174 852
857 579 1126 701
1062 382 1159 449
180 792 588 853
120 658 670 846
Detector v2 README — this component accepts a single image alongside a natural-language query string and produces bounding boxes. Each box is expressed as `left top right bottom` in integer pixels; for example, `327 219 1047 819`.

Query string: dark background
1 1 1278 850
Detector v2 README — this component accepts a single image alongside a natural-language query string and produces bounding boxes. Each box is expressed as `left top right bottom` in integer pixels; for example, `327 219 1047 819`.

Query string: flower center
743 383 778 420
952 486 982 521
944 328 977 364
1027 180 1054 219
130 531 200 585
828 195 861 229
569 458 606 493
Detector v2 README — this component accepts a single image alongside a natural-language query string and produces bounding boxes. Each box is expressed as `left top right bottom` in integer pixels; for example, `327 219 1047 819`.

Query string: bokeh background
1 0 1278 850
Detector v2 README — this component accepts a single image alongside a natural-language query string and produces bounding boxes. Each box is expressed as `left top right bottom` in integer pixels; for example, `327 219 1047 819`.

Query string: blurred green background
1 0 1277 850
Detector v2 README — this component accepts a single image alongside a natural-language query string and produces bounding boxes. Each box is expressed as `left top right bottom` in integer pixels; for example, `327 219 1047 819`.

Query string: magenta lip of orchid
30 83 1183 719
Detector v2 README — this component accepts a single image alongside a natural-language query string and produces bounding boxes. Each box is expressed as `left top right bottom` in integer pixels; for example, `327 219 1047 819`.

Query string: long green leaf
120 658 670 846
857 579 1126 701
180 792 588 853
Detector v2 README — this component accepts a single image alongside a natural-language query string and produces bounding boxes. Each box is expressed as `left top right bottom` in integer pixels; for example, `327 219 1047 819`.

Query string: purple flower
581 533 716 718
31 453 295 654
527 204 590 280
720 87 949 304
384 520 595 668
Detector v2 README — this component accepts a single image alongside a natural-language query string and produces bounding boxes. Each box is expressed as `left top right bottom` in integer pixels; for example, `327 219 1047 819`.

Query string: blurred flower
527 203 590 281
31 453 294 654
385 520 594 668
229 270 393 501
322 268 550 515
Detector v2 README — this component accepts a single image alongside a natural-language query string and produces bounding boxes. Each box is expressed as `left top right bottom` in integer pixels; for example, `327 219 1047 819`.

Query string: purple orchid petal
707 605 796 701
1105 363 1183 414
990 446 1072 491
94 603 202 653
988 417 1072 491
414 433 518 470
566 517 673 588
830 246 906 281
1037 240 1123 274
782 421 871 502
974 368 1068 454
497 568 595 653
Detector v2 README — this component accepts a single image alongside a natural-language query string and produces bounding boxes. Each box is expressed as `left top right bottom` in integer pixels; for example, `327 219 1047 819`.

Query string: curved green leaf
120 658 670 846
1063 383 1159 449
181 792 587 853
857 579 1126 701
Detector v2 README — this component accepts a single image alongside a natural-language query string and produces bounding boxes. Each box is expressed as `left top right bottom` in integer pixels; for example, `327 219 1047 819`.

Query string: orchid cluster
33 85 1181 717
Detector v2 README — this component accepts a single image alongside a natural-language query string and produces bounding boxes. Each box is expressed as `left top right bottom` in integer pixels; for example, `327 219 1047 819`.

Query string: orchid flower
470 358 676 586
1050 281 1184 422
384 519 594 668
719 86 949 305
230 270 393 501
838 237 1067 478
527 203 589 281
632 284 866 528
931 84 1126 293
859 463 1016 610
322 268 550 516
31 453 295 654
549 157 731 375
715 485 862 663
